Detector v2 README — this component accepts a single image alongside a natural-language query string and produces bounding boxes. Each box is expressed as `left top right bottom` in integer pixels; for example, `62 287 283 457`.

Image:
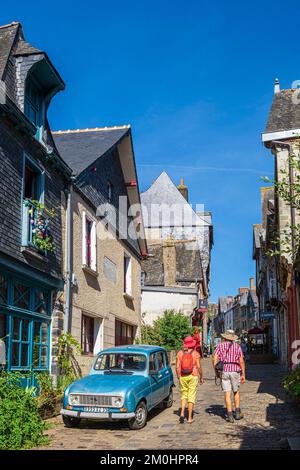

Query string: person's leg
187 376 199 423
232 373 243 420
179 377 188 422
224 391 232 413
180 398 187 417
222 372 234 423
233 390 240 409
187 402 194 422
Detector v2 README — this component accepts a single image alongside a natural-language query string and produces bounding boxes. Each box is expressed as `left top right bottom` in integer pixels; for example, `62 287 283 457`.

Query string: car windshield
94 353 147 371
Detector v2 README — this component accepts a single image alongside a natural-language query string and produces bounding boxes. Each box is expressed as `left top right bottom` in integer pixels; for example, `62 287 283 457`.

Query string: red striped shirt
214 341 242 372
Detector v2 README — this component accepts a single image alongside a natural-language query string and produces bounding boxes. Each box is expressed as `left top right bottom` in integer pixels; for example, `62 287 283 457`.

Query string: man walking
213 330 246 423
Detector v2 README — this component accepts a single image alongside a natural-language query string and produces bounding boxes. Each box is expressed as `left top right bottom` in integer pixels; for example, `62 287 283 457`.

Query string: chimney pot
274 78 280 94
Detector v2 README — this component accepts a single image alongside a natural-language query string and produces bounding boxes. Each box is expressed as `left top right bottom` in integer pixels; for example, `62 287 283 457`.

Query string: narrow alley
40 359 300 450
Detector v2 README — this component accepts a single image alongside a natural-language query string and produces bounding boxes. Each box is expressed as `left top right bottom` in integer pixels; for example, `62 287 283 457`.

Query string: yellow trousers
179 375 199 404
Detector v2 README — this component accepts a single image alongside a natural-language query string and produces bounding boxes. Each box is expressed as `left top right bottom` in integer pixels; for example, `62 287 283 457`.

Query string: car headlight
69 394 80 406
111 396 123 407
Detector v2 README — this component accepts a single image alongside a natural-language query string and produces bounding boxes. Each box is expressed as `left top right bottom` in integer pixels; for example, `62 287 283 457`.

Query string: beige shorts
221 371 241 393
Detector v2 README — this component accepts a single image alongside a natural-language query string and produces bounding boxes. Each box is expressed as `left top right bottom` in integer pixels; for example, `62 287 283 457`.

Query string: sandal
179 416 185 424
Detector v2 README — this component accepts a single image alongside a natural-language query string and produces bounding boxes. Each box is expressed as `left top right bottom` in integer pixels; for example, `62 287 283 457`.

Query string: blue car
61 345 174 430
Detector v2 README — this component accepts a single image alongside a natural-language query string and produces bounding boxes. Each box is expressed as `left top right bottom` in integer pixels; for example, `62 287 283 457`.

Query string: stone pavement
39 359 300 450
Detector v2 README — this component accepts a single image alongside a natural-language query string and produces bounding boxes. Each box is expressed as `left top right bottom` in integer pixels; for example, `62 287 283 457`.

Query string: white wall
141 290 197 325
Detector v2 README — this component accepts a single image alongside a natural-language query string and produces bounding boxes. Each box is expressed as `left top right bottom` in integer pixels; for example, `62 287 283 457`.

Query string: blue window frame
0 271 52 372
22 155 45 248
24 77 44 140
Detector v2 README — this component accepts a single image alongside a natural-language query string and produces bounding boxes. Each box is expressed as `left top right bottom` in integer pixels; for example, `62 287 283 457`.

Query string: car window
156 351 165 371
149 353 156 372
94 353 146 371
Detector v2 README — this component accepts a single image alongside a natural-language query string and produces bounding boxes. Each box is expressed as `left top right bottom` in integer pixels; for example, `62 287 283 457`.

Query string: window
82 315 94 355
107 181 113 202
11 317 30 368
32 321 48 369
86 219 92 268
94 353 146 371
115 320 135 346
24 77 44 136
124 255 132 295
149 353 156 372
156 351 165 371
82 212 97 271
22 157 44 247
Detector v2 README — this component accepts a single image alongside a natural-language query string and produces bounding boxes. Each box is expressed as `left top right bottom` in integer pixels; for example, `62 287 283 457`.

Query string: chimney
163 236 176 287
177 178 188 201
250 277 255 290
239 287 248 295
274 78 280 94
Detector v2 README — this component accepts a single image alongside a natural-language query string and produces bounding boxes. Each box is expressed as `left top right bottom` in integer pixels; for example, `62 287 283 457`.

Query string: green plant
139 310 192 351
57 332 82 379
0 372 48 449
262 144 300 262
24 199 56 253
283 365 300 401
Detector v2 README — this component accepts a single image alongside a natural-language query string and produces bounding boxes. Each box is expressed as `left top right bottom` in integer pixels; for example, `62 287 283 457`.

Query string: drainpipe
64 182 73 332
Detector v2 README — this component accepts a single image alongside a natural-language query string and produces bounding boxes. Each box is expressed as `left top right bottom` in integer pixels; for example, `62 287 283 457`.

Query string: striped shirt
214 341 242 372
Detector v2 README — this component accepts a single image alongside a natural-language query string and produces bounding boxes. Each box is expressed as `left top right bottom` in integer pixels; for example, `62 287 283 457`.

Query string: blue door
149 352 165 407
156 351 171 399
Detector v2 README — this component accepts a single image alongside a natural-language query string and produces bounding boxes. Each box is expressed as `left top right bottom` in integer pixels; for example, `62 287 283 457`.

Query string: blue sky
2 0 300 302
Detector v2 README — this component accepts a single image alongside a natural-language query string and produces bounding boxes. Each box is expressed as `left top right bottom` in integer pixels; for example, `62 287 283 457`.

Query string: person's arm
196 355 204 384
212 346 219 369
239 353 246 383
176 354 181 380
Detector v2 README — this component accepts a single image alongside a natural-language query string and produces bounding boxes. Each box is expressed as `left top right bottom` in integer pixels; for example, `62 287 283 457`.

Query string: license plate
83 406 108 413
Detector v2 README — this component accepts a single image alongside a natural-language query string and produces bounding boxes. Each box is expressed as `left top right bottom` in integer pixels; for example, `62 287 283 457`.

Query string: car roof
97 345 166 355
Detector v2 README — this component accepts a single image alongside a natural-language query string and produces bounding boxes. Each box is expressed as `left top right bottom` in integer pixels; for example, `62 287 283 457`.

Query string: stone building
141 172 213 296
0 22 71 381
253 187 279 357
140 172 213 339
53 127 147 373
141 238 204 325
261 80 300 367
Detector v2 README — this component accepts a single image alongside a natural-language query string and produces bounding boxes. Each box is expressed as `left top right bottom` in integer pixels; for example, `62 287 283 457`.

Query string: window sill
82 265 99 278
123 292 134 301
21 246 48 262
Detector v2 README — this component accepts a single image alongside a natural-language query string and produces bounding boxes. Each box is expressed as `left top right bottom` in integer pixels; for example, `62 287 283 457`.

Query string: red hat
183 336 196 348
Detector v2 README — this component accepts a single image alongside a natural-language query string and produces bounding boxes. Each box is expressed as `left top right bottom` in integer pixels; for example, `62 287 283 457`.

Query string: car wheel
62 415 81 428
162 387 174 409
128 401 148 430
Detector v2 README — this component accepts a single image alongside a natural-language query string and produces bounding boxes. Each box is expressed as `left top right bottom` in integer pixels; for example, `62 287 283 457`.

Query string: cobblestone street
39 359 300 450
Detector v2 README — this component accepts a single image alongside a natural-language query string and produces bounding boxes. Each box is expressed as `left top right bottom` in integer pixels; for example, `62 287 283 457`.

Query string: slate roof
141 172 210 228
14 39 42 56
52 127 130 175
218 296 231 313
141 241 203 287
0 22 19 79
265 89 300 133
249 289 258 307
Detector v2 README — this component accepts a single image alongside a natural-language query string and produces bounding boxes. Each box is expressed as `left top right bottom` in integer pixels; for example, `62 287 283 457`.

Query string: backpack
181 351 194 376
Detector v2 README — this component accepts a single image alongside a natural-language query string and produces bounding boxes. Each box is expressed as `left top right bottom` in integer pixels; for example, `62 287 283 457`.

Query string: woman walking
176 336 204 424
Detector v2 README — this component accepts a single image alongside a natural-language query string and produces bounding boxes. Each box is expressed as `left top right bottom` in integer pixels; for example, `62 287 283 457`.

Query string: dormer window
25 77 44 139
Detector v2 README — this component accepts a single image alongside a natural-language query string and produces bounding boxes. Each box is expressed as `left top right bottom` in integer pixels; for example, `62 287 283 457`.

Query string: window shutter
90 222 97 271
82 211 87 265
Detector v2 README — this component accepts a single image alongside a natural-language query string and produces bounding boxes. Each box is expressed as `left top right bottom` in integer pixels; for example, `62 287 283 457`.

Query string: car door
156 351 170 399
149 352 165 406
